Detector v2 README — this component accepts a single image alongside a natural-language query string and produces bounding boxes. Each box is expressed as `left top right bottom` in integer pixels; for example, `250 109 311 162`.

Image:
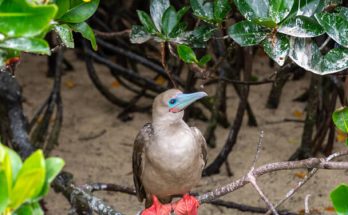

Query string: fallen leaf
336 130 346 143
111 80 120 88
155 76 166 85
294 171 306 179
64 80 76 89
324 206 335 212
293 110 303 119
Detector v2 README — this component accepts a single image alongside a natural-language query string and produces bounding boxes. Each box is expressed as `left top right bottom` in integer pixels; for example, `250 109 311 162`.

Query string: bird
132 89 208 215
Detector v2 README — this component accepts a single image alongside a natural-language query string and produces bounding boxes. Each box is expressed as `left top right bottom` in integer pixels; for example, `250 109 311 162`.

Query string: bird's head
152 89 207 125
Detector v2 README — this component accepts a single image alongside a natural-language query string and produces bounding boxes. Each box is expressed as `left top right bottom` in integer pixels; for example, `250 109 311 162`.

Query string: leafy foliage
0 0 99 67
131 0 348 74
330 184 348 215
0 143 65 215
177 44 211 67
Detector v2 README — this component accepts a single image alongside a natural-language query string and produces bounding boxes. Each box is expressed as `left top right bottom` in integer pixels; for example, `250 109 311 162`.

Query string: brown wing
191 127 207 167
132 123 153 202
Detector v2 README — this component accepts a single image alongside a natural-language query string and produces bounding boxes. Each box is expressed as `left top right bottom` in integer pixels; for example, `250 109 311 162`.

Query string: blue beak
169 91 207 113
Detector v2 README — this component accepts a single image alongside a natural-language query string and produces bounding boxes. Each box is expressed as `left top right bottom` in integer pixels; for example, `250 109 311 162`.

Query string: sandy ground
15 50 348 215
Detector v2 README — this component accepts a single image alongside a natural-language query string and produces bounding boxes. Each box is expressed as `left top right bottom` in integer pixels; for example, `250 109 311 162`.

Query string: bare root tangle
29 48 64 155
203 47 253 176
266 63 296 109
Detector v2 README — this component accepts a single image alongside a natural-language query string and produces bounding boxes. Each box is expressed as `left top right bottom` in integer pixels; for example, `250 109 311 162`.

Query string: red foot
141 196 172 215
173 194 200 215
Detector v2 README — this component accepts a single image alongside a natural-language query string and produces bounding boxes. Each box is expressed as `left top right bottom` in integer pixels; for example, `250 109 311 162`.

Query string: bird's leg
141 195 172 215
173 194 200 215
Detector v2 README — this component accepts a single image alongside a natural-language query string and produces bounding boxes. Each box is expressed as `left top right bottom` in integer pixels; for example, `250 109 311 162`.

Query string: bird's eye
169 99 177 105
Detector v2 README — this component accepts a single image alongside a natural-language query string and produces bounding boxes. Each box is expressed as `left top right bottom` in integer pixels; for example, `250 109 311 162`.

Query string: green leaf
332 107 348 133
269 0 294 23
35 157 64 199
289 37 348 74
5 148 22 184
54 24 74 48
262 33 289 66
213 0 231 23
130 25 152 44
315 12 348 48
233 0 269 21
10 168 45 210
321 48 348 73
190 0 214 21
58 0 99 23
137 10 158 34
150 0 170 32
0 48 20 67
0 0 57 37
0 38 50 55
198 54 212 67
31 202 44 215
9 150 46 209
287 0 321 18
278 16 324 38
186 25 215 48
0 170 9 213
254 18 277 28
289 37 322 73
162 6 178 36
331 184 348 214
228 20 268 46
69 22 97 51
169 22 188 38
338 7 348 19
177 44 198 63
14 204 33 215
53 0 69 18
176 6 190 21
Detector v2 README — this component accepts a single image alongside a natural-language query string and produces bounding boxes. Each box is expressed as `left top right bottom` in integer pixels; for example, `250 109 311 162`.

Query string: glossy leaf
330 184 348 214
198 54 212 67
278 16 324 38
150 0 170 32
228 21 268 46
187 25 215 48
263 34 289 66
287 0 321 18
5 148 22 184
269 0 294 23
14 204 33 215
214 0 231 22
289 37 348 74
10 168 45 210
53 0 70 18
177 44 198 63
0 0 57 37
10 150 46 209
162 6 177 36
58 0 99 23
137 10 158 34
233 0 269 21
315 12 348 48
190 0 214 21
176 6 190 21
0 38 50 55
289 37 322 73
69 22 97 51
169 22 188 38
36 157 65 199
0 170 9 213
130 25 152 44
54 24 74 48
321 48 348 74
332 107 348 134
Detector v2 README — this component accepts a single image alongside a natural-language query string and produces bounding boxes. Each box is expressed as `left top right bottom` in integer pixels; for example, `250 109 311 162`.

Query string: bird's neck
152 118 188 134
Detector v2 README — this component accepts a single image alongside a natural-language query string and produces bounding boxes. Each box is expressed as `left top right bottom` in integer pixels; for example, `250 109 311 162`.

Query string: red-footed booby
132 89 207 215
